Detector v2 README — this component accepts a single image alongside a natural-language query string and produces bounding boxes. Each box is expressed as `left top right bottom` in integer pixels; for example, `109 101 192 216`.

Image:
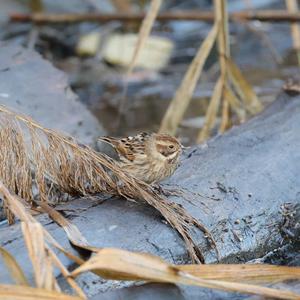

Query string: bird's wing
99 132 150 163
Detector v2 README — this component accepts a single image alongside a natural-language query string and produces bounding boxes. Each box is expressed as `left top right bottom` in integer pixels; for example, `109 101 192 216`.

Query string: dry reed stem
0 105 217 263
219 98 230 133
47 246 86 299
223 84 246 122
38 201 98 252
0 284 82 300
21 222 58 291
226 58 262 115
159 22 219 135
127 0 162 75
0 181 87 297
197 0 262 142
197 76 223 143
286 0 300 65
215 0 229 75
214 0 230 133
117 0 162 127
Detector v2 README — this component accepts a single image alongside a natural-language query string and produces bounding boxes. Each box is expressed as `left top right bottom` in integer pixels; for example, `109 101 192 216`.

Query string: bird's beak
181 145 190 150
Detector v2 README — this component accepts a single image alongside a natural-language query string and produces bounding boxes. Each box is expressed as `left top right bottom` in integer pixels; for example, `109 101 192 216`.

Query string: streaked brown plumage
99 132 182 184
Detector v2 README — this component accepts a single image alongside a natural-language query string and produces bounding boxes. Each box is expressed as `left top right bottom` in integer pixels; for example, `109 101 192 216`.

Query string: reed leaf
46 247 86 299
159 22 219 135
179 264 300 284
38 202 98 253
224 84 246 122
0 284 81 300
21 222 58 291
219 98 230 133
127 0 162 74
285 0 300 65
226 58 263 114
71 248 300 300
197 75 223 143
117 0 162 122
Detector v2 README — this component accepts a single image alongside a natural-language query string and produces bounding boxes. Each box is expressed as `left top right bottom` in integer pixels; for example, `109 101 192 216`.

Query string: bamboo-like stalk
215 0 229 133
10 10 300 24
285 0 300 66
197 0 262 142
159 23 218 134
116 0 162 130
197 0 229 141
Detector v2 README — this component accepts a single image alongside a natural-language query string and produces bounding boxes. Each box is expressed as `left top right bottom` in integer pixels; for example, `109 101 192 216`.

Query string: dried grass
159 0 263 141
1 185 299 300
127 0 162 75
286 0 300 65
159 22 219 135
0 284 81 300
0 105 217 263
197 76 223 143
21 222 58 291
71 248 300 299
0 180 86 298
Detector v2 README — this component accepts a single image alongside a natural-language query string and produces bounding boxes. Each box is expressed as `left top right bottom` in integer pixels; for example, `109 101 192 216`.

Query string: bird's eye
169 145 174 149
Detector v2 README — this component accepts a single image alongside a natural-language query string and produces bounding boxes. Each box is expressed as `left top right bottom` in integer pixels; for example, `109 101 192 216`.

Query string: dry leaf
159 22 219 135
117 0 162 121
46 247 86 299
226 58 262 114
21 222 58 291
0 284 81 300
224 84 246 122
219 97 230 133
0 247 29 286
179 264 300 284
0 182 86 296
71 248 300 300
197 75 224 143
127 0 162 74
38 202 98 253
285 0 300 65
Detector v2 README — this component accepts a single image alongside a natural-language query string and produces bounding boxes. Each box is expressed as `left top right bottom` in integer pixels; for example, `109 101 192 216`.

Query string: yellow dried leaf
226 58 263 114
38 202 98 253
219 97 230 133
71 248 300 300
0 284 81 300
197 75 223 143
127 0 162 73
159 22 219 135
224 84 246 122
179 264 300 284
21 222 57 291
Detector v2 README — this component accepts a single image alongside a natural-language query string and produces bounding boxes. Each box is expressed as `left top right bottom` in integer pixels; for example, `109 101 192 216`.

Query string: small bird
99 132 182 184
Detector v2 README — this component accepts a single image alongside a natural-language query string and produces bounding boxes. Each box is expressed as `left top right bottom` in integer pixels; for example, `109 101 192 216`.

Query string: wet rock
0 44 105 144
0 91 300 298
